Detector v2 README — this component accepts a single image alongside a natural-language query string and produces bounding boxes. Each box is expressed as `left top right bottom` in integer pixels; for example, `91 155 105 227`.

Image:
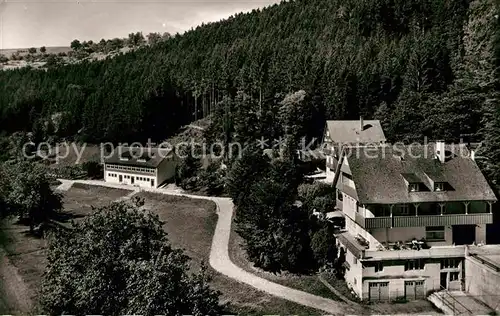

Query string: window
354 278 357 285
450 272 460 281
441 259 460 269
409 183 419 192
400 204 409 215
435 182 445 192
337 190 343 201
405 259 425 271
375 262 384 272
353 257 358 265
426 226 445 241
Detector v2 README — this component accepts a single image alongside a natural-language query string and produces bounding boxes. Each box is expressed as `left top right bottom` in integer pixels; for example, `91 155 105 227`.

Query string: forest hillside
0 0 499 181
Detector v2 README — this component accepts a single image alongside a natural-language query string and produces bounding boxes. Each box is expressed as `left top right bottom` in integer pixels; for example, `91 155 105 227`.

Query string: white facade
104 158 176 189
104 164 158 188
337 191 489 301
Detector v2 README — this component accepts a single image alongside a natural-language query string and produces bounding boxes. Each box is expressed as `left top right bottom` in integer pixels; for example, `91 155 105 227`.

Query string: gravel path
64 179 357 315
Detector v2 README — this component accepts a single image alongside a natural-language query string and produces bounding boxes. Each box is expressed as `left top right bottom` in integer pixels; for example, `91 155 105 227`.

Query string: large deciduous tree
40 200 223 316
1 162 62 232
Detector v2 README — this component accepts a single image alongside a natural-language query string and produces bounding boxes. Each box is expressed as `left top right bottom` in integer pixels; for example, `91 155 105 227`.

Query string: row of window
370 258 461 273
108 173 155 184
107 164 155 174
441 259 460 269
370 259 424 272
122 175 153 183
405 259 425 271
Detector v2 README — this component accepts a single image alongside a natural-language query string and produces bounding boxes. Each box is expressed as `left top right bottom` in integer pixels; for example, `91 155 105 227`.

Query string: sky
0 0 281 49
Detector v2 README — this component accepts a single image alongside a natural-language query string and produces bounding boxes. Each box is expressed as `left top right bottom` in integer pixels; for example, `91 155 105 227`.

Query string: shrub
311 226 338 268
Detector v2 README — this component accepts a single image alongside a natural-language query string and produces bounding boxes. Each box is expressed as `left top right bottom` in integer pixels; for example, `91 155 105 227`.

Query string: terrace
336 229 467 260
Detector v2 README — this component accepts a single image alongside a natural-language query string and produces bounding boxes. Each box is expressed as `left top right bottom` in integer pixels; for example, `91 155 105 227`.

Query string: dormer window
401 173 424 192
409 183 419 192
435 182 445 192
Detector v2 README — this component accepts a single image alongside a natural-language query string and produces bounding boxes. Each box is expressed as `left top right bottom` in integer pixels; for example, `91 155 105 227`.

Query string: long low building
103 147 177 189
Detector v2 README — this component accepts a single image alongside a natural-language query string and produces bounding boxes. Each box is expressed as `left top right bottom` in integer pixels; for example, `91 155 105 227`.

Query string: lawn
138 191 324 315
0 220 48 313
61 182 132 219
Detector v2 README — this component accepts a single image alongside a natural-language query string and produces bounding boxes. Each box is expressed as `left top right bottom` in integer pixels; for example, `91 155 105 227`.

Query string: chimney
436 140 445 163
360 116 364 131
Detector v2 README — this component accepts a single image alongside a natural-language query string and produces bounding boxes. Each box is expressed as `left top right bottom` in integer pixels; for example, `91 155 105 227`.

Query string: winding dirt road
61 179 356 314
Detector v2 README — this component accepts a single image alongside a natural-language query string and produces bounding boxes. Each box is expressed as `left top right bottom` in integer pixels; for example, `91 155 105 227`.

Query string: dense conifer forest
1 0 499 180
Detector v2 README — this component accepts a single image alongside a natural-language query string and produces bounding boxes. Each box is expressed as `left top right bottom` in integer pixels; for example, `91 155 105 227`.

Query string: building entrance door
440 272 448 289
119 175 123 183
131 177 135 185
151 179 155 187
453 225 475 245
369 282 389 301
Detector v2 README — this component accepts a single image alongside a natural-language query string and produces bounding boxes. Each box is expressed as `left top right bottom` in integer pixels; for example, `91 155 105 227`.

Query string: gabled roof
104 146 173 168
325 120 386 144
343 144 497 204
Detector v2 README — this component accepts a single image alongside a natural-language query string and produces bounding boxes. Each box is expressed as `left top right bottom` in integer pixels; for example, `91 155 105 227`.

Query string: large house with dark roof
333 141 497 302
104 146 177 188
323 117 386 183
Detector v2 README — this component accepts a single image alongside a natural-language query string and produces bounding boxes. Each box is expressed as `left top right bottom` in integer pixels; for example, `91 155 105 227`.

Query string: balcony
364 245 466 261
356 213 493 229
394 213 493 227
355 212 392 229
336 231 367 259
336 230 467 260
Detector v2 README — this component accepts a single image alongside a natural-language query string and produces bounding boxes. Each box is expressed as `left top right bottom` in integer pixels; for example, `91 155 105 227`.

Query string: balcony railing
394 214 493 227
357 213 492 229
364 245 466 260
336 231 366 259
365 217 392 229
